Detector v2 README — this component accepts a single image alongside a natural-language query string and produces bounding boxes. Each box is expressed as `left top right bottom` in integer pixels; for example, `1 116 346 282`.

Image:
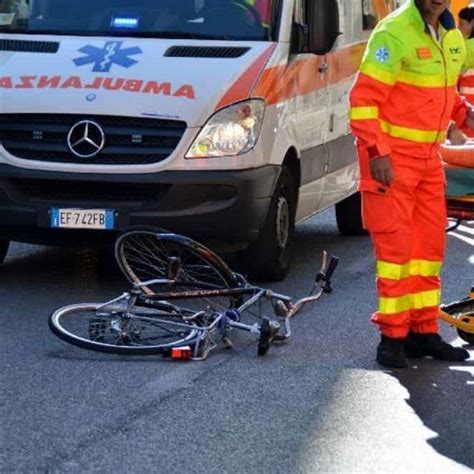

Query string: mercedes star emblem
67 120 105 158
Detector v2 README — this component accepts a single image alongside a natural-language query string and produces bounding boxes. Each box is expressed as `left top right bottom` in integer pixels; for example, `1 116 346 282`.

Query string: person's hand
370 155 393 187
466 108 474 131
448 124 468 145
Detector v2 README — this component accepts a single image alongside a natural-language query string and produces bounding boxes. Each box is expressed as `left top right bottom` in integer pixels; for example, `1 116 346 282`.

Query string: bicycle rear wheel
49 303 200 355
115 230 241 312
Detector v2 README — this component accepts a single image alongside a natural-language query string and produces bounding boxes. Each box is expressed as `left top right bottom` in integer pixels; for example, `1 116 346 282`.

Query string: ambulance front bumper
0 164 280 249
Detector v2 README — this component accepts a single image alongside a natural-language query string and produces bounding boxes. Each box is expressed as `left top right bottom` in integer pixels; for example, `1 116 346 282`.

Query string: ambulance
0 0 397 279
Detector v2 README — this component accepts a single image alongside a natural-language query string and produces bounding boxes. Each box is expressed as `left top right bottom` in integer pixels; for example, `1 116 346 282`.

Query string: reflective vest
458 37 474 103
350 0 468 159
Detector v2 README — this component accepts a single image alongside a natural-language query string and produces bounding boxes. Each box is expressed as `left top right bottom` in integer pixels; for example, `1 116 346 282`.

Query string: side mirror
306 0 341 55
290 22 307 54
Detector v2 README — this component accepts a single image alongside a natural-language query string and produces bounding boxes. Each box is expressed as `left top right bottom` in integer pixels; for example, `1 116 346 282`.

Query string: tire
115 229 241 312
0 240 9 265
49 303 200 355
241 166 296 281
442 298 474 345
458 324 474 345
335 192 366 235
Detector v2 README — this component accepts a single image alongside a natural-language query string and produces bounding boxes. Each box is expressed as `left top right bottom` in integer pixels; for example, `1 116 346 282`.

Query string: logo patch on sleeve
375 47 389 63
416 47 432 59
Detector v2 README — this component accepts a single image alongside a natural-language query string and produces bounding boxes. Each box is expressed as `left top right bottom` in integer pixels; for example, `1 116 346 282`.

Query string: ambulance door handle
318 63 328 73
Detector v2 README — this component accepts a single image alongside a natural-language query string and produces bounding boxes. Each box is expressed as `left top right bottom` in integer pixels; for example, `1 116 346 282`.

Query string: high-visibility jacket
350 0 468 160
458 37 474 103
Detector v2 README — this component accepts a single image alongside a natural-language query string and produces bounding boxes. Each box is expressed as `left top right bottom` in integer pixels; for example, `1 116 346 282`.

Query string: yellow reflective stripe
377 260 442 280
350 107 379 120
398 70 458 88
380 120 446 144
379 290 441 315
360 63 397 85
362 63 458 88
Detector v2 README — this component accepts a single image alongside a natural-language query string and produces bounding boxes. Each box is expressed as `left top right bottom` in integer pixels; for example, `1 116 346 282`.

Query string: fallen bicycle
49 229 338 360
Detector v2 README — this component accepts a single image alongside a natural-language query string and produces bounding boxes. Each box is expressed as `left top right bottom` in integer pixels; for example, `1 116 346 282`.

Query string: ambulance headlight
186 100 265 158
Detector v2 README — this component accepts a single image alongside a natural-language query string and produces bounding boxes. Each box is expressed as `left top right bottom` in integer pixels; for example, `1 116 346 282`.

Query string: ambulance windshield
0 0 275 40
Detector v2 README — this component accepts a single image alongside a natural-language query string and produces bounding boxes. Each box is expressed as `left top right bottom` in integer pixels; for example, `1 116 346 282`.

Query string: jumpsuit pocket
359 179 397 233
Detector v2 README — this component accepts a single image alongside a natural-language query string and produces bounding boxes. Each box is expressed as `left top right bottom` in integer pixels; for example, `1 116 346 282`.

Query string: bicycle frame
92 256 332 360
95 286 323 357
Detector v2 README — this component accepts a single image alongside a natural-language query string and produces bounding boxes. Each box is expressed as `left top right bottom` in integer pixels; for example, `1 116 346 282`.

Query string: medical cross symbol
73 41 143 73
375 47 389 63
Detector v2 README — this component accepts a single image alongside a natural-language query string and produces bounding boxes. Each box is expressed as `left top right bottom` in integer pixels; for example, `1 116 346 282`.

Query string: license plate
50 208 114 230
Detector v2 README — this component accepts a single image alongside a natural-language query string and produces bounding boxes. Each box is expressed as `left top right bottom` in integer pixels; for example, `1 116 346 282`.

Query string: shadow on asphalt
391 358 474 468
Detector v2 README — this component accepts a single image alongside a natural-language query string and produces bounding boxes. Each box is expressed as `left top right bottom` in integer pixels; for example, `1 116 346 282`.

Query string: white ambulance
0 0 394 279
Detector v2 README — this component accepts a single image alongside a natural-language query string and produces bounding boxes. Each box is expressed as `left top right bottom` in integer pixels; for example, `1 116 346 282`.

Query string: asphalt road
2 211 474 473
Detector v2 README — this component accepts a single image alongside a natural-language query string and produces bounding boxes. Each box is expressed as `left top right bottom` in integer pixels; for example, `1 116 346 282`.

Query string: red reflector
171 346 192 360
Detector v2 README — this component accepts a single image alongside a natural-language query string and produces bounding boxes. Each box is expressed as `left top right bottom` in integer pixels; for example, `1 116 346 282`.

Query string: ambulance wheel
242 166 295 282
0 240 9 265
335 192 365 235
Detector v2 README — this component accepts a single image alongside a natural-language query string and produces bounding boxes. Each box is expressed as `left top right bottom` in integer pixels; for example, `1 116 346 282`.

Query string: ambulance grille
164 45 250 58
0 40 59 53
7 178 170 205
0 114 186 165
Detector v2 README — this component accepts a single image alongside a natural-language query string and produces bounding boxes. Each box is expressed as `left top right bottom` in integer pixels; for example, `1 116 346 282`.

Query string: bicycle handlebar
285 252 339 318
288 287 324 318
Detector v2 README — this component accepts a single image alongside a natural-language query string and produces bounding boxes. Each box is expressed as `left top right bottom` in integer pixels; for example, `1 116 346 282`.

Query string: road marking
450 220 474 247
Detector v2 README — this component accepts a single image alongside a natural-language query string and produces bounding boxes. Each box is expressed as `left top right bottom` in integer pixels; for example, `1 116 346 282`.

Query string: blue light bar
111 16 139 29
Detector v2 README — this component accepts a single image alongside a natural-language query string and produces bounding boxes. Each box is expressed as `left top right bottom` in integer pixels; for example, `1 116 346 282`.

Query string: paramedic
349 0 471 368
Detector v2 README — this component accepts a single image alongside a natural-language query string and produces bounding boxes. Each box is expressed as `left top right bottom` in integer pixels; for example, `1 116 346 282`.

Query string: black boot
405 332 470 361
376 335 408 368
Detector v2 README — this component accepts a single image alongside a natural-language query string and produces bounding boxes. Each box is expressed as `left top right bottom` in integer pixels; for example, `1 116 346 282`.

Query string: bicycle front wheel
49 303 200 355
115 230 241 312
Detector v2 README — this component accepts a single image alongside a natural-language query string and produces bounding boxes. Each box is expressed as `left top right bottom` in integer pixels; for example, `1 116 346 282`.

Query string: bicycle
49 229 338 360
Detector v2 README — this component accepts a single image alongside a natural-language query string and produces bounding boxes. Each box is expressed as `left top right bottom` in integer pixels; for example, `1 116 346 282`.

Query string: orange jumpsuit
349 1 470 338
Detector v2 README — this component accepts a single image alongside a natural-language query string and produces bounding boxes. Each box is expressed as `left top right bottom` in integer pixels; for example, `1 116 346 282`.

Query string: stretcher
438 144 474 343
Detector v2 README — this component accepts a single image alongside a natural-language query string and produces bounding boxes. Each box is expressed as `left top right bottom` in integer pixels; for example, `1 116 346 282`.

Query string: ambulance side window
361 0 379 30
291 0 339 55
